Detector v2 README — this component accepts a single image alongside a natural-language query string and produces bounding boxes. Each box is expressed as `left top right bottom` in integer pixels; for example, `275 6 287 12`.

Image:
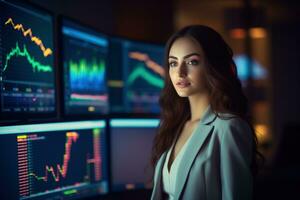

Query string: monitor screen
61 19 109 116
109 118 159 191
0 0 56 119
0 120 109 199
108 38 165 114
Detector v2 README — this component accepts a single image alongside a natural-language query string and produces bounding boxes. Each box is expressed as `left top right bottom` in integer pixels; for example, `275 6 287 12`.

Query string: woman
149 25 264 200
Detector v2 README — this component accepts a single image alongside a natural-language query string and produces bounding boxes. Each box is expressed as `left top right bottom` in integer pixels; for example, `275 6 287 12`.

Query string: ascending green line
128 63 164 88
3 42 52 73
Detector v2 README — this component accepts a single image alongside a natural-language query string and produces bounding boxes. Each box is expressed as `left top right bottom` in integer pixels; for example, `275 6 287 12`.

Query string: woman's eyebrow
168 53 201 60
168 55 178 60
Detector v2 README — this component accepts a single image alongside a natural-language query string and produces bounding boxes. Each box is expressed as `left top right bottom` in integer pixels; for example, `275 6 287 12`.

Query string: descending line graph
3 42 52 73
28 132 79 182
127 63 164 89
129 51 165 77
0 0 56 115
5 18 53 57
123 44 164 113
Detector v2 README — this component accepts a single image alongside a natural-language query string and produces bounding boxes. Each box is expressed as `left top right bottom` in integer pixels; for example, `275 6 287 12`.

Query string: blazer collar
152 104 217 199
199 104 217 125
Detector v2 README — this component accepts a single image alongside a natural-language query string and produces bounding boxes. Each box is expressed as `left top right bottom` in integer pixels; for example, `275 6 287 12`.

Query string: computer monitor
108 38 165 114
0 120 109 199
109 118 159 191
0 0 56 120
60 18 109 116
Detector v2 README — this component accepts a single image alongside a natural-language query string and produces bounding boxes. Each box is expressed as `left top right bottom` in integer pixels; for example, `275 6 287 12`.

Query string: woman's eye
187 59 199 66
169 61 177 67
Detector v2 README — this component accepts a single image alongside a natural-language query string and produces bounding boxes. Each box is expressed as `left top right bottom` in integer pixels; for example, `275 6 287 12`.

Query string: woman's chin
176 91 192 97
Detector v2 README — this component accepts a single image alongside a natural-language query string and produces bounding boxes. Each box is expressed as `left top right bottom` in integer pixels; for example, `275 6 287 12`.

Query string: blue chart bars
61 19 109 116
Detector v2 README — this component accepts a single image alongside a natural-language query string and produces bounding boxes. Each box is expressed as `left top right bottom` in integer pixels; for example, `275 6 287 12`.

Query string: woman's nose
178 62 187 77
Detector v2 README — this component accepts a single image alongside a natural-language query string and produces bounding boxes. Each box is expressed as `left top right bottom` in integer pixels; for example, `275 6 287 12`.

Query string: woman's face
168 36 209 97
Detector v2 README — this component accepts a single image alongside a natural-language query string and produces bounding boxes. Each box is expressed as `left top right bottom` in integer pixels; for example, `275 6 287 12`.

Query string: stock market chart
61 19 109 116
0 0 56 118
108 38 165 114
0 120 109 200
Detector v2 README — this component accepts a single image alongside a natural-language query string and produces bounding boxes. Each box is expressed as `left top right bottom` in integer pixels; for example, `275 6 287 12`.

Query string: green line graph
3 42 52 73
127 63 164 88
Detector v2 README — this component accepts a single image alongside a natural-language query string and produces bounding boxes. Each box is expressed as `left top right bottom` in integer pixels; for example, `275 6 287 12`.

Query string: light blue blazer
150 105 253 200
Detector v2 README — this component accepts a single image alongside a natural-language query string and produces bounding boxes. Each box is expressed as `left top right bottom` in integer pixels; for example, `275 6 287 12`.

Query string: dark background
13 0 300 199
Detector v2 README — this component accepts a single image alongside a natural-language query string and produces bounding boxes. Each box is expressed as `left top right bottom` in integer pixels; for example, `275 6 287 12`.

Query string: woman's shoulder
212 111 252 137
206 112 253 159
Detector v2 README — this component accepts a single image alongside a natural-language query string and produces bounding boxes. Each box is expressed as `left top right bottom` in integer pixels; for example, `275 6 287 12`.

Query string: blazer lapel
151 150 167 200
174 104 217 199
152 104 217 200
174 124 214 199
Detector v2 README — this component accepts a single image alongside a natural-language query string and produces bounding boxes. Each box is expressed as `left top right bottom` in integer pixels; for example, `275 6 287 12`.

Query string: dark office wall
112 0 174 43
271 21 300 163
28 0 174 43
28 0 115 33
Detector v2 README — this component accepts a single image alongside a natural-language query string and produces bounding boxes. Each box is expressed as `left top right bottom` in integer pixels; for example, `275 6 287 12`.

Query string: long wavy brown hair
148 25 264 184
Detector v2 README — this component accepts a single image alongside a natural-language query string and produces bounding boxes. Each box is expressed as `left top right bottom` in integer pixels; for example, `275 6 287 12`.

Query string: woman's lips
176 81 191 88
